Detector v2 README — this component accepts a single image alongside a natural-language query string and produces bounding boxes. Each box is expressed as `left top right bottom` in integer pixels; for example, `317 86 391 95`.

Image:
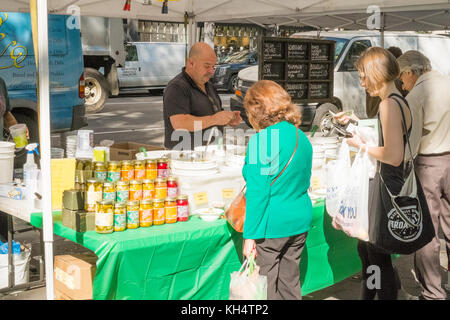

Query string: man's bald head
188 42 216 60
186 42 217 87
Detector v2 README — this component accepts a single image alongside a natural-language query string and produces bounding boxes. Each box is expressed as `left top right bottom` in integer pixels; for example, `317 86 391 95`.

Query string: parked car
231 31 450 130
1 12 86 142
212 50 258 92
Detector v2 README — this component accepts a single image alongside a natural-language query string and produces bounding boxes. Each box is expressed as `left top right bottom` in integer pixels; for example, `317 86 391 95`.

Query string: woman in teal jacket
242 80 313 300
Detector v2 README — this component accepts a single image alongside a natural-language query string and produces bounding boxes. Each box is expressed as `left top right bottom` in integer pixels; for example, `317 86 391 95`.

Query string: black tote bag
367 94 435 255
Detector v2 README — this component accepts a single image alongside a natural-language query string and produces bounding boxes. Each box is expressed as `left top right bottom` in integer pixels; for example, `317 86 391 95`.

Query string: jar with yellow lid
116 181 129 203
95 200 114 234
145 159 157 180
102 182 116 201
107 161 121 183
93 161 107 182
165 197 177 224
139 200 153 227
153 199 165 225
129 180 143 201
134 160 146 180
155 178 167 200
113 202 127 232
142 179 155 200
121 160 135 182
85 179 103 212
126 200 140 229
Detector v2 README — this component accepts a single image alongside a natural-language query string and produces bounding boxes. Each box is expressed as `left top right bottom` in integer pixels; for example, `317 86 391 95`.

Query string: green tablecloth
30 200 362 300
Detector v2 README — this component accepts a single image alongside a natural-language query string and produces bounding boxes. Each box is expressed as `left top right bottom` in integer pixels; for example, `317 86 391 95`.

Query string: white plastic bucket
0 141 15 151
0 148 15 183
0 247 31 289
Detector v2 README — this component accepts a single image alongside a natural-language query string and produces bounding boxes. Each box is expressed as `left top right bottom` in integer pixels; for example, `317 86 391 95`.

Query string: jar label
87 191 102 205
122 170 135 181
95 171 107 181
107 171 121 182
130 190 142 201
117 190 129 202
135 169 146 180
103 191 116 201
127 210 139 224
142 190 154 200
177 205 189 218
167 187 178 198
96 212 113 227
154 208 165 223
155 188 167 199
146 169 157 180
114 213 126 228
157 168 169 178
140 209 153 223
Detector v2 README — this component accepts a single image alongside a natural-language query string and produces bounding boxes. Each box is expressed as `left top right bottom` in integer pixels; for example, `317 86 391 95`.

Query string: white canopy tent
1 0 449 300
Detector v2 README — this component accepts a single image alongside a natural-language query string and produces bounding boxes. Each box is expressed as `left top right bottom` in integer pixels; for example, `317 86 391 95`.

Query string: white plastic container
0 154 14 183
0 247 31 289
0 141 15 152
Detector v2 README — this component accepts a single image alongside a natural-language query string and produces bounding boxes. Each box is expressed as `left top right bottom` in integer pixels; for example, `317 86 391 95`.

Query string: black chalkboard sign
263 41 283 60
285 82 308 99
262 62 284 80
259 37 335 103
310 63 330 80
287 63 308 80
287 43 308 59
309 82 329 99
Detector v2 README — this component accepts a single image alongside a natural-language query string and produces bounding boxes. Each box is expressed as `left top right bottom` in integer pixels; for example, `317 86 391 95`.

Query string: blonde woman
242 80 313 300
335 47 413 300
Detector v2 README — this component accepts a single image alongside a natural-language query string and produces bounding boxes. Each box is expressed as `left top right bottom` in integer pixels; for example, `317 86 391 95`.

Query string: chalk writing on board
310 83 329 98
264 42 283 59
287 63 308 79
311 44 329 61
286 83 308 99
310 63 329 79
263 62 282 79
287 43 308 59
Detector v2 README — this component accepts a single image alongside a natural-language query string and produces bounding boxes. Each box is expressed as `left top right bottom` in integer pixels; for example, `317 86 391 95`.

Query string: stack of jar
83 158 190 234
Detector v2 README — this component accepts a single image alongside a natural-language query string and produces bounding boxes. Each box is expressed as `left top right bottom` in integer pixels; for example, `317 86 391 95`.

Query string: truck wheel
84 68 108 114
312 103 340 134
228 74 238 93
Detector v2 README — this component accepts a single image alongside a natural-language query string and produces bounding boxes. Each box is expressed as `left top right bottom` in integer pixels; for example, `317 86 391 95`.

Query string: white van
117 42 186 92
231 31 450 129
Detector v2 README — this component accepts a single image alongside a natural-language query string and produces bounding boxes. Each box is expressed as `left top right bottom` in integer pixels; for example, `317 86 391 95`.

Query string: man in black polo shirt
163 42 242 150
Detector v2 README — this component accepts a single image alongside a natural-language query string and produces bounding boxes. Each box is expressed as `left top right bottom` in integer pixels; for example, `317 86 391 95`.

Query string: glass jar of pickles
167 176 179 198
177 194 189 222
107 161 121 183
113 202 127 232
95 200 114 234
142 179 155 200
155 178 167 200
145 159 157 180
153 199 165 225
94 161 107 182
127 200 140 229
157 158 169 178
139 200 153 227
129 180 143 201
85 179 103 212
121 160 135 182
116 181 130 203
102 182 116 201
134 160 146 180
165 197 177 224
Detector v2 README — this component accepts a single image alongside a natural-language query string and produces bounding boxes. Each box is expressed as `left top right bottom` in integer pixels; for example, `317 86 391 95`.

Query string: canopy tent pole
35 0 54 300
380 11 385 47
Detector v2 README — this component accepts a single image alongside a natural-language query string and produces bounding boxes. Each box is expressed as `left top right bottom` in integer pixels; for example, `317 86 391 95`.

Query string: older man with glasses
397 50 450 300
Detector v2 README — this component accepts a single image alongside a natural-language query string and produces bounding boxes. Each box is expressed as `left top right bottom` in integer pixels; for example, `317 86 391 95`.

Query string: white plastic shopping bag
229 254 267 300
332 148 370 241
355 126 378 179
326 139 351 217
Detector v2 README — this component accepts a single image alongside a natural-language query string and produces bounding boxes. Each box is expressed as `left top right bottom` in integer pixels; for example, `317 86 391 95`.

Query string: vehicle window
325 37 349 63
125 45 138 62
339 40 371 72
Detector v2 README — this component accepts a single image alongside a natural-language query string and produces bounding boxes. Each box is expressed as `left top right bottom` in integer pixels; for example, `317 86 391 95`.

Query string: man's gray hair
397 50 432 76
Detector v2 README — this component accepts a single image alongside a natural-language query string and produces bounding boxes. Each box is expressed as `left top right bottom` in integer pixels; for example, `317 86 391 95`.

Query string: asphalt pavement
1 91 449 300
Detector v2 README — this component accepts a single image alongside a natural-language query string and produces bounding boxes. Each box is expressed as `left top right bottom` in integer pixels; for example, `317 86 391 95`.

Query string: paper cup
9 124 28 148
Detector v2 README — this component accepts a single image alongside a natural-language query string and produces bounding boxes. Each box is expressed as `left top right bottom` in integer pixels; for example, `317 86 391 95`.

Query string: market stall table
30 200 362 300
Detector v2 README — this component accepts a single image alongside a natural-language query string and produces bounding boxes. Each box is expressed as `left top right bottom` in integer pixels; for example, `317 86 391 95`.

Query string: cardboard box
108 142 165 161
54 254 97 300
54 288 72 300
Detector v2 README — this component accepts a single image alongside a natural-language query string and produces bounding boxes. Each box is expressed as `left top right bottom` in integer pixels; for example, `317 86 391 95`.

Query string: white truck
81 17 186 113
231 31 450 130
